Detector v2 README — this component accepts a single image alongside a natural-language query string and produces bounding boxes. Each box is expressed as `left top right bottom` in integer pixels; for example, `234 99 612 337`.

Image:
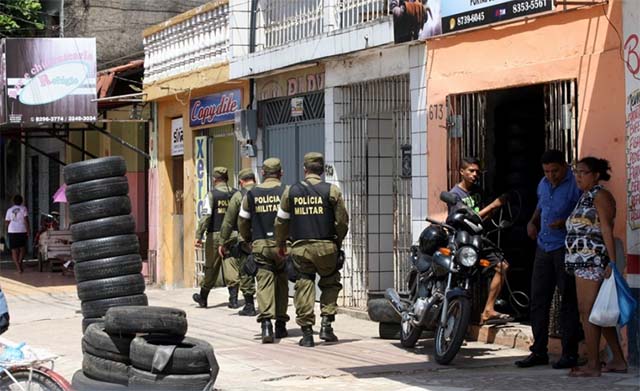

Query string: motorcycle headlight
457 246 478 267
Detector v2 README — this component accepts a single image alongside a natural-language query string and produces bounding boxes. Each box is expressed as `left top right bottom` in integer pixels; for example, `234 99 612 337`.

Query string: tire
400 315 422 348
64 156 127 185
378 322 401 339
130 335 212 375
72 235 139 262
367 298 401 324
69 196 131 224
82 317 103 333
105 306 187 336
0 367 69 391
81 294 148 318
128 367 213 391
77 274 145 301
66 176 129 204
71 215 136 242
82 352 129 385
83 323 134 361
72 370 128 391
75 254 142 283
434 296 472 365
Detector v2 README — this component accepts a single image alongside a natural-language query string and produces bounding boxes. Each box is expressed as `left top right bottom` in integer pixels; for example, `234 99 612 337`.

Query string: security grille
339 75 411 308
544 80 579 164
260 92 324 126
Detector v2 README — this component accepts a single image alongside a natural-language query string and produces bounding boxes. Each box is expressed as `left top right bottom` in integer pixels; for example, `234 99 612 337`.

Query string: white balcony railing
143 3 230 84
256 0 388 51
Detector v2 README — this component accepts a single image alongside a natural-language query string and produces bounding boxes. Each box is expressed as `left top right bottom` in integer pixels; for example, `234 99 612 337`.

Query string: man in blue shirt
515 150 582 369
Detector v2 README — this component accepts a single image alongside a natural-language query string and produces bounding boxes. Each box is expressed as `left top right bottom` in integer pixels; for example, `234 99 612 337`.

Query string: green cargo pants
201 232 237 290
254 245 289 323
291 241 342 327
221 238 256 296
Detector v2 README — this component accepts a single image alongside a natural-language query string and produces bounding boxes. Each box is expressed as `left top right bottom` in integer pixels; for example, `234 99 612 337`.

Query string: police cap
238 168 254 180
212 166 228 178
262 158 282 174
303 152 324 167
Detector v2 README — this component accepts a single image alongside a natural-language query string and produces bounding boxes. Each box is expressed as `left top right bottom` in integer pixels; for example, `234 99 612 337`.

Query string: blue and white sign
190 89 241 127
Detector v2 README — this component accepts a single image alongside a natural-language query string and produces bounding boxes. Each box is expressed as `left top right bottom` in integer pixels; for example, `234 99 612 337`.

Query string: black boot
298 326 314 347
275 320 288 338
228 286 240 309
192 288 209 308
238 295 257 316
319 315 338 342
261 320 274 343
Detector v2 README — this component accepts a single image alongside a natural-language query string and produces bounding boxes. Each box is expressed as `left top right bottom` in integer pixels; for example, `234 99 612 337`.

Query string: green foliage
0 0 45 37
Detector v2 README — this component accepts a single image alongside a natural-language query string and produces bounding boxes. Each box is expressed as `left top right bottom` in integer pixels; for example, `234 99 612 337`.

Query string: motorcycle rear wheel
434 297 471 365
400 314 422 348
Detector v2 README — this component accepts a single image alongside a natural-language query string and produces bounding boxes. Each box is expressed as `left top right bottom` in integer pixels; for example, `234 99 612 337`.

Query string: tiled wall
409 45 429 242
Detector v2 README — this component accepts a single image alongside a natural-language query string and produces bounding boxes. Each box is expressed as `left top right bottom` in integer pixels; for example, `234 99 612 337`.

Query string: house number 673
429 104 444 120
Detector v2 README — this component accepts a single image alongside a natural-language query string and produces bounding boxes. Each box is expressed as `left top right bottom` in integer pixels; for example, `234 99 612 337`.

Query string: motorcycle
385 191 508 364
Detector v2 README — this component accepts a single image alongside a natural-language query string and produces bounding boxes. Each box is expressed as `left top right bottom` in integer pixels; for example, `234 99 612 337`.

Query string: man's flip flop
601 367 628 374
481 313 514 325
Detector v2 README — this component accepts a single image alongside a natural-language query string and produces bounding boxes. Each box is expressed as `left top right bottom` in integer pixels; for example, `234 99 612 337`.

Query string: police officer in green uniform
274 152 349 347
218 168 257 316
238 158 290 343
194 167 239 308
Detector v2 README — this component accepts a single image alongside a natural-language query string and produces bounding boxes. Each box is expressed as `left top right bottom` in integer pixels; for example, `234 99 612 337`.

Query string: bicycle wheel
0 367 70 391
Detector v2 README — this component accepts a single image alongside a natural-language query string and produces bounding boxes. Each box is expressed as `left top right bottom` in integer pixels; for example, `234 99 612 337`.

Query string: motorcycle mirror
440 191 458 206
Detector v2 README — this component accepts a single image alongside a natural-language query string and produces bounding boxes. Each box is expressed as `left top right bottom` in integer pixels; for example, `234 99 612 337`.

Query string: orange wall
426 2 627 243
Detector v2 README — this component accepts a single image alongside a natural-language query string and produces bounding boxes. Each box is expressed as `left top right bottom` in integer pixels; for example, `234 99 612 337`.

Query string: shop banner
171 117 184 156
195 136 209 220
190 89 241 127
390 0 554 42
3 38 97 124
624 0 640 292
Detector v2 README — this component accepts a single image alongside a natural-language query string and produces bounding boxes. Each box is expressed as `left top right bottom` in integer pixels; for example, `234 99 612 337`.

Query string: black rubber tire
69 196 131 224
81 294 148 318
72 370 128 391
82 352 129 385
400 318 422 348
72 234 139 262
75 254 143 283
0 367 68 391
71 214 136 242
66 176 129 204
82 317 103 333
130 335 212 375
379 322 401 339
105 306 187 336
367 298 401 324
64 156 127 185
77 273 145 301
434 296 472 365
82 323 134 363
128 367 212 391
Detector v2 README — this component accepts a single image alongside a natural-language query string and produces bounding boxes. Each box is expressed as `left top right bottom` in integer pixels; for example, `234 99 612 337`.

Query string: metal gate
544 80 579 164
339 75 411 308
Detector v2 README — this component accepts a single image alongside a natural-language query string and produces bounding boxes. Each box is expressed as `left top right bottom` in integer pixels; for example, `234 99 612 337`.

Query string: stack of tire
72 306 219 391
64 156 148 332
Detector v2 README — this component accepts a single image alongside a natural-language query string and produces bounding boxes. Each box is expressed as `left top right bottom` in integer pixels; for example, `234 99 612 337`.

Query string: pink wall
426 3 627 243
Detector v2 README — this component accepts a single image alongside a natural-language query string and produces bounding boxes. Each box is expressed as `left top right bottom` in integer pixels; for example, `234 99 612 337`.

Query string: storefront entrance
446 80 578 321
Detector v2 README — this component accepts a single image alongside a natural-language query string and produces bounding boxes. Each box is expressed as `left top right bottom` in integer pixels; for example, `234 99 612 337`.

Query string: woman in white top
4 195 29 273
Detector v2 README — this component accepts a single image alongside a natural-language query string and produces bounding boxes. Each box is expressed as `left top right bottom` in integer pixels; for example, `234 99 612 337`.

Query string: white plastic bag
588 275 619 327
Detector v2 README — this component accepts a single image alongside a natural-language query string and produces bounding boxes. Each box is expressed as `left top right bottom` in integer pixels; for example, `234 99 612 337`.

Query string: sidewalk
1 281 638 390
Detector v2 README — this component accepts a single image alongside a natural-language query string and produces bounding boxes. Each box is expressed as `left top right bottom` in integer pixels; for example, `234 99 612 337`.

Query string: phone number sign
441 0 554 34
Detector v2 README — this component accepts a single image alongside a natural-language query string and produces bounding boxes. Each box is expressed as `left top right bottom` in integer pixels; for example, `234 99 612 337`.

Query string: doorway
446 80 578 320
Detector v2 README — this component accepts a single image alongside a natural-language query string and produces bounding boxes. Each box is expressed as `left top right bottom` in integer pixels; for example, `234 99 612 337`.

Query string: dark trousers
529 247 580 357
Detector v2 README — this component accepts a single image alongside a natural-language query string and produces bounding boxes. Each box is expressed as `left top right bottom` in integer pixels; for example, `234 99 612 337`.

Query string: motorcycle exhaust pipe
384 288 405 316
418 292 444 328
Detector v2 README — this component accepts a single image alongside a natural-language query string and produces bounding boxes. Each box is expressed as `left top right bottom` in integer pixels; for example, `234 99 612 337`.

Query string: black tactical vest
288 180 335 241
207 186 237 232
248 184 286 240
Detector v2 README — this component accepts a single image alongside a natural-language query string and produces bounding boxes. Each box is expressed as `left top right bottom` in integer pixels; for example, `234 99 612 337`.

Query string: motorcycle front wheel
434 296 471 365
400 314 422 348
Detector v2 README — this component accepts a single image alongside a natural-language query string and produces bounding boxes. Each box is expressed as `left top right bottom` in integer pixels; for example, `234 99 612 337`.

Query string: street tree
0 0 44 37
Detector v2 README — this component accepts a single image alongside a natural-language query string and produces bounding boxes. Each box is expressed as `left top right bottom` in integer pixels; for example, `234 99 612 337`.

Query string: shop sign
390 0 554 43
195 136 209 220
171 117 184 156
190 89 241 127
3 38 97 124
291 97 304 117
257 65 325 100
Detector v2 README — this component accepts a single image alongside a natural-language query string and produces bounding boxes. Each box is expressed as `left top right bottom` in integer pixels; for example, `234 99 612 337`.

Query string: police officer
194 167 239 308
218 168 257 316
274 152 349 347
238 158 289 343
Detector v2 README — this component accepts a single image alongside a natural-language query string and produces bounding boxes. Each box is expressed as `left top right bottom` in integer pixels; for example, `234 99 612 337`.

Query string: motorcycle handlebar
425 217 455 232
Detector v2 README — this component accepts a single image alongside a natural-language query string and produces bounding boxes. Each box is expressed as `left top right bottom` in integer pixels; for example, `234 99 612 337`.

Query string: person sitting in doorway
448 157 513 325
4 195 29 273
